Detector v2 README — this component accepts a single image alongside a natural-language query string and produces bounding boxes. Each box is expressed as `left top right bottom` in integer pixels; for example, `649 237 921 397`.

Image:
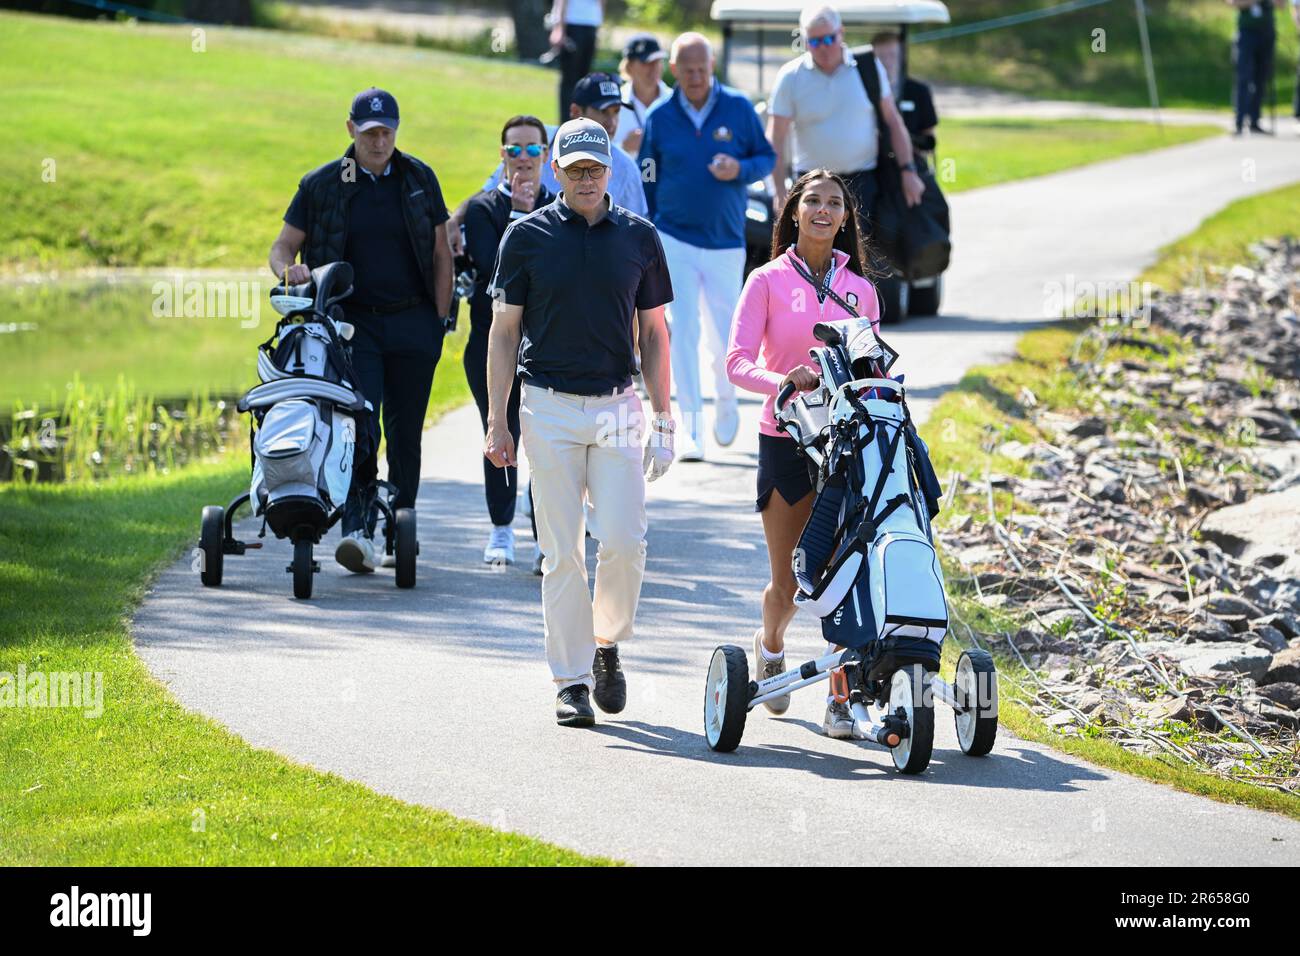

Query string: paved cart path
135 135 1300 864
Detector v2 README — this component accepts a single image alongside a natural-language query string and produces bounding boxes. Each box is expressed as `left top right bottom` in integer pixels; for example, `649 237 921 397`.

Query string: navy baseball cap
623 33 666 62
350 88 400 131
572 73 630 111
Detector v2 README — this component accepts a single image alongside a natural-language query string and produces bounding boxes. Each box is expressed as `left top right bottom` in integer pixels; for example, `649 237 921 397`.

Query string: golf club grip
776 381 798 412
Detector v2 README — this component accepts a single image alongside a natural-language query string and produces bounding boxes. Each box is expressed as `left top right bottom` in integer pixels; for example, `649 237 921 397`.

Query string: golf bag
778 318 947 676
237 262 371 539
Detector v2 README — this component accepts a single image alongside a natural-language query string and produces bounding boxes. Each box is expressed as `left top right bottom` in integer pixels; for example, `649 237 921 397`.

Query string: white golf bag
777 318 948 672
236 263 370 539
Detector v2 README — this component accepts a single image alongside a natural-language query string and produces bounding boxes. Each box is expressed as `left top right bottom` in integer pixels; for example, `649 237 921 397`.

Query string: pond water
1 273 269 482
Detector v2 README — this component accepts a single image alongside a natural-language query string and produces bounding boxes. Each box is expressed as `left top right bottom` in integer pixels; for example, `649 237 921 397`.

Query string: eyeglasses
561 164 609 182
505 144 545 158
806 33 839 49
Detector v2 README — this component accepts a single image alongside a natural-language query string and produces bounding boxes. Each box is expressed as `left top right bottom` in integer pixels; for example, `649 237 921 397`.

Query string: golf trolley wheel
394 507 417 589
954 649 999 757
199 505 224 587
889 664 934 775
704 645 750 752
292 538 314 600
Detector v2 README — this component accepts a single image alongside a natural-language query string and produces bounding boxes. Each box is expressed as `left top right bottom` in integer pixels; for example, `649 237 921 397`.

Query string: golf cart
713 0 952 319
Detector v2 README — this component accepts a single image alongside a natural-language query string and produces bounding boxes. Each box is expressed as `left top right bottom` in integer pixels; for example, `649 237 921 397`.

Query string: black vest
298 145 442 307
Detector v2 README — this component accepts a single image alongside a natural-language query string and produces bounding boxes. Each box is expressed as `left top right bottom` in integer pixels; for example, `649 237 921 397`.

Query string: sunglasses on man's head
806 33 839 48
505 144 545 158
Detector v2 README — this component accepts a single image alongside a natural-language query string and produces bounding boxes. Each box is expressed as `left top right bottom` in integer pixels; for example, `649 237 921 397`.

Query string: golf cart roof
710 0 950 26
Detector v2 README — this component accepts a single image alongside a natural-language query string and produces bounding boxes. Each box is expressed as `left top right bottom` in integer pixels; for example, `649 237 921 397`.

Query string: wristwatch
900 161 919 174
651 413 676 432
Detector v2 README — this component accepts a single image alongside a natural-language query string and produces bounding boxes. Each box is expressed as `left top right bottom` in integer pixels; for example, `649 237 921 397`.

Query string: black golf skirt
755 433 817 512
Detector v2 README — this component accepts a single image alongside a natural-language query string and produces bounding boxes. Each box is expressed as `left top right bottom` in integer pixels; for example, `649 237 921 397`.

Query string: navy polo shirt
490 193 673 395
284 162 446 309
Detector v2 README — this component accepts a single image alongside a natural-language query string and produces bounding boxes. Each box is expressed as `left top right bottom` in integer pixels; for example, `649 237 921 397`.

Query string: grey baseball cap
552 117 612 168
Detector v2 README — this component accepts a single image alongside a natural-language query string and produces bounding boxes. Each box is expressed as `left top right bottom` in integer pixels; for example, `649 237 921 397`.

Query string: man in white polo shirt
768 4 925 222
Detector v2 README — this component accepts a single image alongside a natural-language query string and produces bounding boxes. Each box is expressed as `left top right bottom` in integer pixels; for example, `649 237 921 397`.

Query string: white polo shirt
614 78 672 149
769 47 893 175
564 0 603 27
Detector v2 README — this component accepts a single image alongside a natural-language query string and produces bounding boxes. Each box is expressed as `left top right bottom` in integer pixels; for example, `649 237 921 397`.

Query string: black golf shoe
556 684 595 727
592 645 627 714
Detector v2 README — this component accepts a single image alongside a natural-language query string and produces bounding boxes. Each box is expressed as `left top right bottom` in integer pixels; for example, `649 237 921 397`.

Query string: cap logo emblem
370 97 383 112
562 131 606 149
599 81 619 97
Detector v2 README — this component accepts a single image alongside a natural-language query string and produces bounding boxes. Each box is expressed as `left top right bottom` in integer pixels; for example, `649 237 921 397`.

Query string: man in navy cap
270 88 453 573
614 33 672 157
485 117 675 727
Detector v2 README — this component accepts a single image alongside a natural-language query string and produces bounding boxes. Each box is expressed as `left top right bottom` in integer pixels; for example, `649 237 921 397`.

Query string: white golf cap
552 117 612 168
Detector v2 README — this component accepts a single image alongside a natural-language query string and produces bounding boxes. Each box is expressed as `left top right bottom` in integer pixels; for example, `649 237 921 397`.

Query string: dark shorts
756 433 816 512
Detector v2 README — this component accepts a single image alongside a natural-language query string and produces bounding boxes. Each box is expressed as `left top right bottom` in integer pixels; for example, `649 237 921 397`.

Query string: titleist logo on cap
561 130 607 149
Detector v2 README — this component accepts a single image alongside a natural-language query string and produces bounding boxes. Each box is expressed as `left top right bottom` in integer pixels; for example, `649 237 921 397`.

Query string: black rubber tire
891 663 934 774
908 277 942 316
955 649 999 757
394 508 417 589
292 538 313 600
199 505 224 587
876 275 910 325
704 645 750 753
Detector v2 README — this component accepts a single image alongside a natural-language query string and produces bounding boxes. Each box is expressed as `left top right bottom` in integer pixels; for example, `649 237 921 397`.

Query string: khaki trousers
520 383 648 690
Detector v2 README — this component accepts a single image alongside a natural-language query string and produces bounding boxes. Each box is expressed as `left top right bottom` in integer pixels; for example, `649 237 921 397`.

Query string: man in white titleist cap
486 117 676 727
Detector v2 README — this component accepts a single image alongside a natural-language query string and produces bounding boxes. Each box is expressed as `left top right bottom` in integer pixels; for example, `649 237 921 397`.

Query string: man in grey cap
485 117 675 727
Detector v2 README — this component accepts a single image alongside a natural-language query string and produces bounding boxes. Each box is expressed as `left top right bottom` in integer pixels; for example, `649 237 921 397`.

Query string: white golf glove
643 415 675 483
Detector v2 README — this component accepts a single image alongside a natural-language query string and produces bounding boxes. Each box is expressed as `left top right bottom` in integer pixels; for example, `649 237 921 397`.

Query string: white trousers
520 383 648 690
659 232 745 438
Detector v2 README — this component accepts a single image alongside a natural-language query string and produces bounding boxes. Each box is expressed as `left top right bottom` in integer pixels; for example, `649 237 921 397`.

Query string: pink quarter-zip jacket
726 246 881 437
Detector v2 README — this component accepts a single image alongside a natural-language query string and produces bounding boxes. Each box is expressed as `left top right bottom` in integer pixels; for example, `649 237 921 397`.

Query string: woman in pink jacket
725 168 880 738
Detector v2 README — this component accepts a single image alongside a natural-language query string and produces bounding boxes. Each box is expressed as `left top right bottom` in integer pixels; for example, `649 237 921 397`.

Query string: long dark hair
769 169 875 278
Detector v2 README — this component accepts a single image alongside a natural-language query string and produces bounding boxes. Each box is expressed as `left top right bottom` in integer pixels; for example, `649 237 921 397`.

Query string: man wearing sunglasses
446 72 648 258
462 115 553 572
768 5 925 215
485 117 675 728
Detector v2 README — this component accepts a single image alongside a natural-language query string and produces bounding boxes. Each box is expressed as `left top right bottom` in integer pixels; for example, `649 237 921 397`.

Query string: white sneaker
678 431 704 462
381 543 397 568
335 531 377 573
823 698 855 739
483 525 516 565
531 543 544 576
713 399 740 447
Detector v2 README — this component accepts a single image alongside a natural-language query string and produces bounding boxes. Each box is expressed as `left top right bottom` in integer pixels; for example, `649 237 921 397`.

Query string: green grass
0 461 608 864
933 117 1220 193
0 11 554 273
909 0 1299 113
1140 180 1300 291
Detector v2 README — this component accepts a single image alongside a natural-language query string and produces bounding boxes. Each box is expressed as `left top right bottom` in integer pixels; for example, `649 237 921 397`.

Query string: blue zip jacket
637 80 776 250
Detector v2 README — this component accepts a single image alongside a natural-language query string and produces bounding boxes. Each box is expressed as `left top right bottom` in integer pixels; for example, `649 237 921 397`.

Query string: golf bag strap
856 419 906 529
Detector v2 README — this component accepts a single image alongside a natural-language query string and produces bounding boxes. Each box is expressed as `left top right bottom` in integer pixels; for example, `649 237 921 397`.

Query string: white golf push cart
197 262 418 599
703 317 997 773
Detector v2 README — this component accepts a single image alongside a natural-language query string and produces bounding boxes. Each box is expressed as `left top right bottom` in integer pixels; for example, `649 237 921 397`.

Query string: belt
530 382 634 399
347 296 429 316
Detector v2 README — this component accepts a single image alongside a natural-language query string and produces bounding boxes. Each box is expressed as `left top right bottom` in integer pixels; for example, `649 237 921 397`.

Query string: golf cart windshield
711 0 950 98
